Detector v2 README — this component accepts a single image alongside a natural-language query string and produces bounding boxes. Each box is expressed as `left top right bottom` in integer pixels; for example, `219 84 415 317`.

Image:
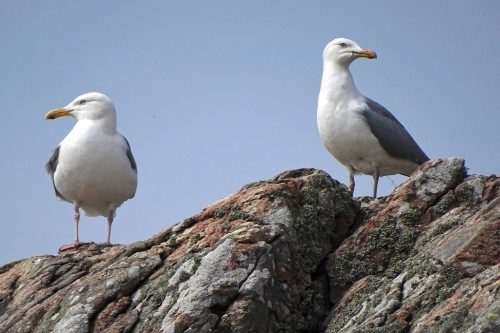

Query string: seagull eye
339 42 347 48
79 99 87 105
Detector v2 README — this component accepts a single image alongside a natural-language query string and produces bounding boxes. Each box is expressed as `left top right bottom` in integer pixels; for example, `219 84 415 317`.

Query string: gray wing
363 98 429 165
122 136 137 172
45 146 66 200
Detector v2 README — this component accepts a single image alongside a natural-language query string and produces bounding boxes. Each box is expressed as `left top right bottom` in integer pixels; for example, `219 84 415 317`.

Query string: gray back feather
363 98 429 165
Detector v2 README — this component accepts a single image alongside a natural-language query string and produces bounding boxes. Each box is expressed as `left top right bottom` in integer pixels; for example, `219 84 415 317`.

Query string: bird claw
58 241 93 252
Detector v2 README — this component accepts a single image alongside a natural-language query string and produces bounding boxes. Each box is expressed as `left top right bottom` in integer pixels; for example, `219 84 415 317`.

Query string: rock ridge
0 158 498 333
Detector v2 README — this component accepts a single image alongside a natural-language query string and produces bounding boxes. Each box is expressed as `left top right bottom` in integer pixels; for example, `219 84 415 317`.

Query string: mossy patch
455 184 477 204
433 194 455 215
213 205 249 222
330 254 377 289
227 207 249 221
402 255 464 317
400 208 422 225
221 222 231 233
329 218 418 289
294 202 332 273
433 265 463 303
430 217 463 238
213 206 230 218
293 183 352 274
487 312 498 322
190 234 201 246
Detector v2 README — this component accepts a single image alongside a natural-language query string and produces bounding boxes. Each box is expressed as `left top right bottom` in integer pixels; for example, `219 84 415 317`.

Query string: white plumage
317 38 428 197
46 92 137 251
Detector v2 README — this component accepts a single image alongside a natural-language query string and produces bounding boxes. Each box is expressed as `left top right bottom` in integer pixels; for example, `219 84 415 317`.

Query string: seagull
317 38 429 197
45 92 138 251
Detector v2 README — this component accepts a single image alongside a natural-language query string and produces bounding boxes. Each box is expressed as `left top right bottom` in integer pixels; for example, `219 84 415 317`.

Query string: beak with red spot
45 108 72 120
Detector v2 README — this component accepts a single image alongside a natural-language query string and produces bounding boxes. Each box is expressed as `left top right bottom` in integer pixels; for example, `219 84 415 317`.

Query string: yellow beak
45 108 72 120
355 49 377 59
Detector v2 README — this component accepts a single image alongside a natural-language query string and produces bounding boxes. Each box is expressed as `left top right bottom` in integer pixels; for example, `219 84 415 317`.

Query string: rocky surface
0 158 498 333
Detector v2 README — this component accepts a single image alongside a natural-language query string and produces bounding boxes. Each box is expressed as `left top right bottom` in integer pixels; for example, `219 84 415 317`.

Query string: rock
325 158 499 333
0 159 498 333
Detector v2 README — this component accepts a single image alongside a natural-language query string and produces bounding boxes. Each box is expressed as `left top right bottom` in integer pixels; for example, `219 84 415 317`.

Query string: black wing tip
419 155 431 164
127 149 138 172
415 148 430 165
122 136 138 172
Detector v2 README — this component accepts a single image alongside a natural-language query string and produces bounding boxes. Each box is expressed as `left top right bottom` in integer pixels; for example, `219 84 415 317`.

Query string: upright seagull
45 92 138 251
317 38 429 197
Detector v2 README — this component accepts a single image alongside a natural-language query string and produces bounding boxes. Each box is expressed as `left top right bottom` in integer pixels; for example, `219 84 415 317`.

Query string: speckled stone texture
0 159 498 333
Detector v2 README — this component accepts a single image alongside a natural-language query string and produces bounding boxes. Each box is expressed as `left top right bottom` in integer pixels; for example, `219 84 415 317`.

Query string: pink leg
74 206 80 242
58 206 93 252
106 210 114 244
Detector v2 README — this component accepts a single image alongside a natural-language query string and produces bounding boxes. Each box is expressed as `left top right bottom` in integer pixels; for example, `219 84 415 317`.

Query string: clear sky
1 1 499 265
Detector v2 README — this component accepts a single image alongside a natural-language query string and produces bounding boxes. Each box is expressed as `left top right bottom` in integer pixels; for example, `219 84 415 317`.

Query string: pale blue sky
1 1 499 265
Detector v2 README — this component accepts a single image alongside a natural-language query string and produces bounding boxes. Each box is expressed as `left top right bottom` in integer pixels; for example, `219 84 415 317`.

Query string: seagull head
323 38 377 66
45 92 116 122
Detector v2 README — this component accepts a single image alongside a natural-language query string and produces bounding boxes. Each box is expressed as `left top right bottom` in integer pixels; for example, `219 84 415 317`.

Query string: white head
45 92 116 122
323 38 377 67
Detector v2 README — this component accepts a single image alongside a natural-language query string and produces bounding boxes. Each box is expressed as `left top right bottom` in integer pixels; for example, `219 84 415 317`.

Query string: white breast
54 124 137 217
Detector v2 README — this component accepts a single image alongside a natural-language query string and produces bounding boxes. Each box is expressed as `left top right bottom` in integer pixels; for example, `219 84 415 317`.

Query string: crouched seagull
317 38 429 197
45 92 138 251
